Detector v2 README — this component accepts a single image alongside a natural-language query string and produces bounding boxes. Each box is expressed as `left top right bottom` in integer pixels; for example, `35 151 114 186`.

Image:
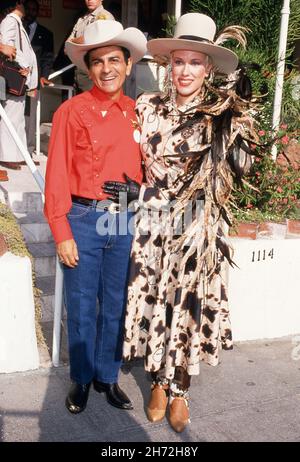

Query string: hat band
178 35 214 45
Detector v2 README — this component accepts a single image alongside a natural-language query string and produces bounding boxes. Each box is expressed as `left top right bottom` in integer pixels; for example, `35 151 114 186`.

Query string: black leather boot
93 380 133 410
65 382 91 414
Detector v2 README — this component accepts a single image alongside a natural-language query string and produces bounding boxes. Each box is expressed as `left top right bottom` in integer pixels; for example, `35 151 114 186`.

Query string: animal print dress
123 92 239 380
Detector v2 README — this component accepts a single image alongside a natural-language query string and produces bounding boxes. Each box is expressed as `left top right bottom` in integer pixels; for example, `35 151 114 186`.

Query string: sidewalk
0 336 299 442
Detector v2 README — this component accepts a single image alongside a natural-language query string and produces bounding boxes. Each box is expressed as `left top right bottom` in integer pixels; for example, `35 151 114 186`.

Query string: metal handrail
35 61 75 157
48 64 75 81
31 63 76 365
35 83 74 157
36 69 75 366
0 74 73 368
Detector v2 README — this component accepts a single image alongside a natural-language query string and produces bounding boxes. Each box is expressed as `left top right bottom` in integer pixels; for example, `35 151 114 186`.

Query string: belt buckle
108 202 120 214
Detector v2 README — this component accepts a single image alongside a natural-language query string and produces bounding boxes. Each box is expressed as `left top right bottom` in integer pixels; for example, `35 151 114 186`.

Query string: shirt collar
90 5 104 17
90 86 129 112
10 13 22 24
163 91 205 116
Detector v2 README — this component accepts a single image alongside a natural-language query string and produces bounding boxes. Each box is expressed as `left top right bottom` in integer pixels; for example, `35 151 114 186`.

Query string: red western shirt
44 86 143 244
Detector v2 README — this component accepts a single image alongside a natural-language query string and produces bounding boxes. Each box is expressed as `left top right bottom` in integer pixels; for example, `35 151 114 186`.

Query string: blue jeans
63 202 134 385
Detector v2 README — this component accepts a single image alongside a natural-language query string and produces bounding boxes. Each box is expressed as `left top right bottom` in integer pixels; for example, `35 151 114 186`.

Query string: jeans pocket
67 203 90 219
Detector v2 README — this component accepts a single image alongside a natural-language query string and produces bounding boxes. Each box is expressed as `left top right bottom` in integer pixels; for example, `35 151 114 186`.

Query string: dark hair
0 0 19 15
24 0 40 12
83 46 131 69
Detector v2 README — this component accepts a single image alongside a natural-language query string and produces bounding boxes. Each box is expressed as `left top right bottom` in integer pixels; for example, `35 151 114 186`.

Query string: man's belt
71 195 121 213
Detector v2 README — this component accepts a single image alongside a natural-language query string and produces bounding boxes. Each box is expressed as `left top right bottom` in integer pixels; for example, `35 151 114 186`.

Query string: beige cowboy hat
65 20 147 72
148 13 239 74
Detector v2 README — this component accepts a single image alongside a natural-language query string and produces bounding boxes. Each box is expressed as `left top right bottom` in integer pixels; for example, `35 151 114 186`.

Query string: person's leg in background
25 92 37 155
0 94 26 170
24 91 40 164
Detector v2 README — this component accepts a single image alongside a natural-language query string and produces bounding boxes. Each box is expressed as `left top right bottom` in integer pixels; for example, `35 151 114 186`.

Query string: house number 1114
251 248 274 262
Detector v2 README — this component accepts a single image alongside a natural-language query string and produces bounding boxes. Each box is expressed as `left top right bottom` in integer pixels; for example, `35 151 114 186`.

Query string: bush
188 0 300 222
188 0 300 131
232 128 300 222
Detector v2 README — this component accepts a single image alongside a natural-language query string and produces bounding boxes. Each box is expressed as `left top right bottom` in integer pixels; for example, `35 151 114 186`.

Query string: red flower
281 135 289 145
277 187 283 193
258 130 265 136
280 124 288 129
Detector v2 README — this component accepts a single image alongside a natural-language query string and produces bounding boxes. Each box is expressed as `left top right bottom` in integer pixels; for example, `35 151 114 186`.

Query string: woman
104 13 257 433
0 0 37 170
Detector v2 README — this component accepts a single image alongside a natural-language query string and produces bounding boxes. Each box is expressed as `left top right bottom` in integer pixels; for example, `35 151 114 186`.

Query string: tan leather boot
168 396 190 433
147 383 169 422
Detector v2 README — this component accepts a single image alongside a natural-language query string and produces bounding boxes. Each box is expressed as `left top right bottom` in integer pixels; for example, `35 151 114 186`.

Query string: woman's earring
163 64 172 95
167 65 177 105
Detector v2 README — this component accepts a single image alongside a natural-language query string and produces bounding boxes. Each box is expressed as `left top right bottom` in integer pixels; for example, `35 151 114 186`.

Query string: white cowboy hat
65 20 147 72
147 13 238 74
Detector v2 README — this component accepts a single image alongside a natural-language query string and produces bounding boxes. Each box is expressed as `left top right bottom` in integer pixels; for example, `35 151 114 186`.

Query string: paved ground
0 336 299 442
1 155 299 443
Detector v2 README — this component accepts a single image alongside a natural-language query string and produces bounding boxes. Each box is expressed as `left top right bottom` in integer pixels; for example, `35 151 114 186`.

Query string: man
23 0 54 156
0 41 16 181
66 0 114 92
44 20 147 414
0 0 37 171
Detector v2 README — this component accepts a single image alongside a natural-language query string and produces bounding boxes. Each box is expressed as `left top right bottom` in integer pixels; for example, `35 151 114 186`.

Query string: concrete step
27 242 56 277
4 191 44 213
40 319 69 365
0 154 47 213
14 211 53 244
36 275 67 323
40 122 52 155
36 276 55 322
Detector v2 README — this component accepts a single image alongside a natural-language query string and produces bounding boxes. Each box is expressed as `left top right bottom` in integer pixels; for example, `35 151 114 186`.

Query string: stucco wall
229 238 300 341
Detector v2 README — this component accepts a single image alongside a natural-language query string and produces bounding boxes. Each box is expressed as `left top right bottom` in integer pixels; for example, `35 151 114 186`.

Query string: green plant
231 128 300 222
189 0 300 61
188 0 300 132
163 14 177 37
188 0 300 223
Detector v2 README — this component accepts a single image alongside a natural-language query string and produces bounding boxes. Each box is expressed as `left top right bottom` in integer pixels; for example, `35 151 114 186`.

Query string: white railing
35 64 75 157
271 0 291 159
45 66 75 366
35 84 74 157
0 67 74 368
